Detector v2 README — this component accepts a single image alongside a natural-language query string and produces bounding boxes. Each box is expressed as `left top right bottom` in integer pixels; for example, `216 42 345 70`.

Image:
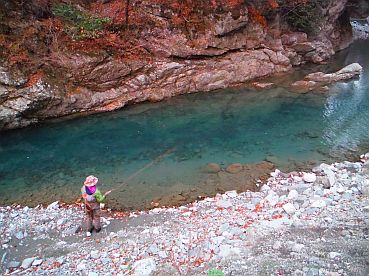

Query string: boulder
291 63 363 91
21 257 35 269
204 163 221 173
303 173 317 183
226 163 243 174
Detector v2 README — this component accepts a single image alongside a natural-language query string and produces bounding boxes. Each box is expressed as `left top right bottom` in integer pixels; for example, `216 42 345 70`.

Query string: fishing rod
107 147 176 194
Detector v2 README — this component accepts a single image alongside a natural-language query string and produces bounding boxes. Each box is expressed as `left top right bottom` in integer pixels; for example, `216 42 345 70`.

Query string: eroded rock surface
291 62 363 92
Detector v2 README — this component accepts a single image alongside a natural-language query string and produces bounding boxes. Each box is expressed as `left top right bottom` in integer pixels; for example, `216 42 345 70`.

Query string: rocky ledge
291 62 363 92
1 153 369 275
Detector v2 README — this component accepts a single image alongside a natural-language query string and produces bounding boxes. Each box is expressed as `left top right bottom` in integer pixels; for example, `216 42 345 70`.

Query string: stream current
1 40 369 210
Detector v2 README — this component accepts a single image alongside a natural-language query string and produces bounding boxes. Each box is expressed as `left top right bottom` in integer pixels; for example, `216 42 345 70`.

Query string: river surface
1 40 369 210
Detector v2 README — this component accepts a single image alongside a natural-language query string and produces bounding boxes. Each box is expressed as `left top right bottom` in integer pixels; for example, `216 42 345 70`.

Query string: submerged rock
226 163 243 174
205 163 221 173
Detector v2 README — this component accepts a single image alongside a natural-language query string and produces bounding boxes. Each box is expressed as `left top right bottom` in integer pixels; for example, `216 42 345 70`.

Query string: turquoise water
1 40 369 210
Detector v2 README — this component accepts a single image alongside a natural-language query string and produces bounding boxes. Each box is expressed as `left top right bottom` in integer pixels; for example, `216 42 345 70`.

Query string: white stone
292 243 305 252
57 218 66 226
311 199 327 208
158 251 167 258
15 231 24 240
265 190 279 206
329 252 341 259
288 190 299 200
216 200 232 209
283 203 297 215
260 185 271 193
132 258 156 276
32 259 43 266
47 201 59 210
77 261 87 271
225 190 238 198
21 257 35 269
272 241 282 250
90 250 100 259
88 272 99 276
324 169 336 186
219 245 241 258
270 169 280 177
303 173 316 183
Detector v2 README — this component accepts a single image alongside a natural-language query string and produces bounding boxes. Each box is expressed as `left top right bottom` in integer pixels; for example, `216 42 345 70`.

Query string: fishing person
81 175 111 234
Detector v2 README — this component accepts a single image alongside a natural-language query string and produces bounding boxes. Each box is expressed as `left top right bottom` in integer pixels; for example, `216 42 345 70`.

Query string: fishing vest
81 186 98 210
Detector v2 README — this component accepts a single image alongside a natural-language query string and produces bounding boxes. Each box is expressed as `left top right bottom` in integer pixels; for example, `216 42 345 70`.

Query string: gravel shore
1 153 369 275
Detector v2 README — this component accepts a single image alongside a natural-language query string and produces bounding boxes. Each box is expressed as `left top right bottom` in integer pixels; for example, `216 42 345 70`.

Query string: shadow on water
1 40 369 210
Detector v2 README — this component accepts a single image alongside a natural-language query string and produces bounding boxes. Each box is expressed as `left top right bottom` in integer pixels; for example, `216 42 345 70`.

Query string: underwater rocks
204 163 221 173
226 163 243 174
291 62 363 92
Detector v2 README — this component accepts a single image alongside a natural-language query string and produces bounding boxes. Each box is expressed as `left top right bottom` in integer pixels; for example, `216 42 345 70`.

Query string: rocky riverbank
1 153 369 275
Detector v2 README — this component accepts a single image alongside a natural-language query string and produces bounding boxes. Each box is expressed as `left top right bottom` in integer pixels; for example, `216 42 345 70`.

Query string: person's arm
94 189 106 203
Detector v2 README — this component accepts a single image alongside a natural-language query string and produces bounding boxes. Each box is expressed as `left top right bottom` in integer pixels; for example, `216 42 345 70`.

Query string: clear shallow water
1 40 369 210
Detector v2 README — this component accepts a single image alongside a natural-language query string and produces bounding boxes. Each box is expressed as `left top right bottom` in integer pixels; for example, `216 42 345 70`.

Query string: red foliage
26 70 44 87
227 0 244 9
91 0 127 25
8 50 30 66
248 6 267 28
268 0 279 9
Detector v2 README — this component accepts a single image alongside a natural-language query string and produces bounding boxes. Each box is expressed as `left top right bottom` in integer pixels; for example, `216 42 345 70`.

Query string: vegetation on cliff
0 0 327 71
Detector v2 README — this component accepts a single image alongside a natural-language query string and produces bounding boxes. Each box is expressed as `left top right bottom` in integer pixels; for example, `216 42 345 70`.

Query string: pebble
310 199 327 208
77 261 87 271
288 190 299 200
7 261 20 268
303 173 317 183
132 258 156 276
32 259 43 266
46 201 59 210
15 231 24 240
291 243 305 252
57 218 66 226
272 241 282 250
216 200 232 209
90 250 100 259
283 203 297 215
329 252 341 259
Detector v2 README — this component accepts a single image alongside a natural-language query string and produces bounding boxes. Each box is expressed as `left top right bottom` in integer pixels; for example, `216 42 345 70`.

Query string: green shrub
208 268 224 276
278 0 324 34
52 3 110 39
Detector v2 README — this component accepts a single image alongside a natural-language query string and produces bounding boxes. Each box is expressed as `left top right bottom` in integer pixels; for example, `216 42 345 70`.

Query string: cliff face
0 0 365 130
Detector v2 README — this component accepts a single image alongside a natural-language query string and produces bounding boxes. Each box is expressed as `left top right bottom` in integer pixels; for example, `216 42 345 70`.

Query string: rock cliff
0 0 367 130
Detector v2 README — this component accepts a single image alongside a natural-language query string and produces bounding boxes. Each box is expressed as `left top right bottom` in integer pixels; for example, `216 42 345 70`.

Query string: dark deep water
1 40 369 210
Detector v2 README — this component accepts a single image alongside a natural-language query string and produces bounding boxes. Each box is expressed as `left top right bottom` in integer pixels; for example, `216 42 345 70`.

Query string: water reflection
322 40 369 155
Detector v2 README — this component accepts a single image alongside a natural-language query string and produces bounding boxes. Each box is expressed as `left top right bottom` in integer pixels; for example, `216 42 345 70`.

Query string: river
0 39 368 210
